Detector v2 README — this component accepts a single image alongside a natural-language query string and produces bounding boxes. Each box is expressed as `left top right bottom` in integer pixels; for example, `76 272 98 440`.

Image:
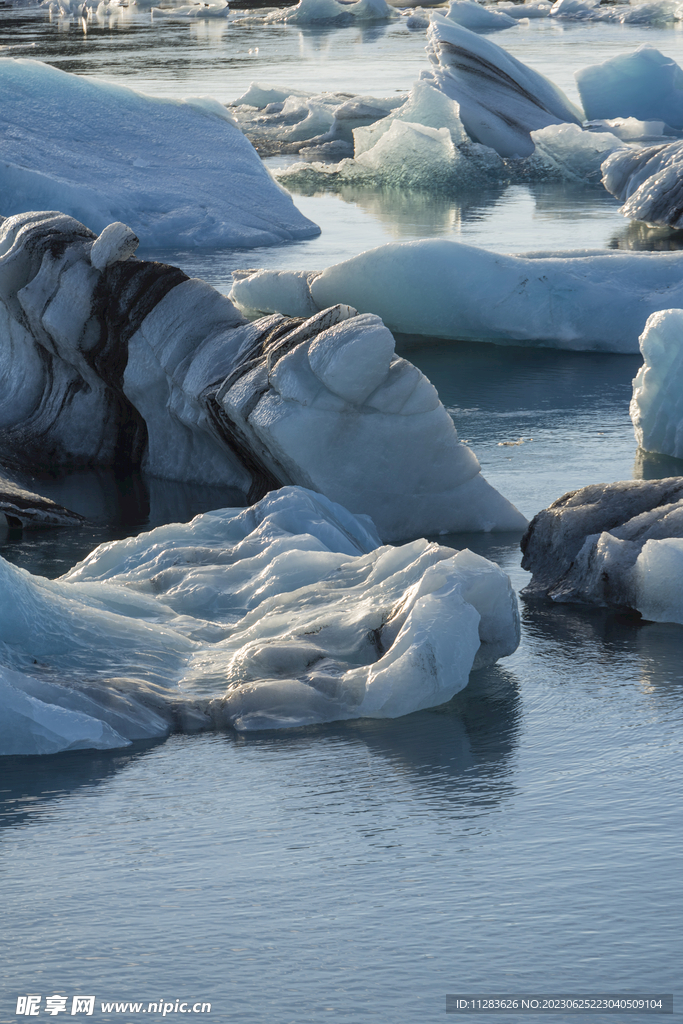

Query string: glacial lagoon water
1 7 682 1023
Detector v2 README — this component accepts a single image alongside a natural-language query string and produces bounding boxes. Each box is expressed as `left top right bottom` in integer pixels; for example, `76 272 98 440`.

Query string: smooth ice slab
0 211 525 539
0 486 521 752
521 478 683 623
631 309 683 460
602 140 683 228
229 239 683 353
576 46 683 128
0 58 319 247
424 15 582 157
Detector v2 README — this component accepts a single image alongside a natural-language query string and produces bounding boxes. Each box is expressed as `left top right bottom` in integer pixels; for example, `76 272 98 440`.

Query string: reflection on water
634 447 683 479
0 742 162 832
0 667 520 836
609 219 683 251
0 469 246 578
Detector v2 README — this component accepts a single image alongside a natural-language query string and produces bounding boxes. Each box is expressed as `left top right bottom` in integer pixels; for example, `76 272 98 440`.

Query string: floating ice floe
0 486 521 753
442 0 518 31
151 0 229 16
602 140 683 228
548 0 675 21
235 0 397 25
521 478 683 623
576 46 683 128
229 83 404 158
0 473 85 529
230 238 683 352
630 309 683 461
0 211 525 539
276 82 619 190
585 116 671 143
424 14 582 157
0 58 318 248
495 0 550 17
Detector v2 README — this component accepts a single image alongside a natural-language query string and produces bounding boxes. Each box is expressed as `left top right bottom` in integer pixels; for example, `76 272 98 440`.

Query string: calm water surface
0 9 682 1024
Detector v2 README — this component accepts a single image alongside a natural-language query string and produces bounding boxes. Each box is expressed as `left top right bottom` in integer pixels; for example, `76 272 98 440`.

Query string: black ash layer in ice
521 478 683 622
0 211 525 540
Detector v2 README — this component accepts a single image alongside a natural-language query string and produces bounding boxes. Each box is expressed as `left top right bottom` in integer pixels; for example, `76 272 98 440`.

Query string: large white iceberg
602 140 683 228
229 238 683 352
576 46 683 128
630 309 683 460
0 58 319 248
0 486 521 752
0 211 525 539
424 14 582 157
521 478 683 623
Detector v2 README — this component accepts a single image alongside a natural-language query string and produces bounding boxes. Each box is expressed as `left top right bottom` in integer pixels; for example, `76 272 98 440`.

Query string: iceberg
276 82 614 192
0 486 521 752
151 1 230 17
229 238 683 352
443 0 518 31
0 473 85 529
237 0 398 24
521 478 683 623
0 211 525 539
229 85 403 158
424 14 582 157
495 1 551 17
576 46 683 128
631 309 683 460
0 58 319 248
602 140 683 229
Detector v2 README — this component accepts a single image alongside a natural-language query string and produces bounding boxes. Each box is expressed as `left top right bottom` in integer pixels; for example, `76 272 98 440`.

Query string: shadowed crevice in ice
0 486 521 753
521 478 683 622
0 211 526 538
229 237 683 352
0 57 319 247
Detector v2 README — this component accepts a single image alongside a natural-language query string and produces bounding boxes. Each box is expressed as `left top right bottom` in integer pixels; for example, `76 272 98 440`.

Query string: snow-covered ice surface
230 238 683 351
0 57 319 247
602 138 683 228
0 211 525 538
521 477 683 622
0 486 520 752
631 308 683 459
576 44 683 127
